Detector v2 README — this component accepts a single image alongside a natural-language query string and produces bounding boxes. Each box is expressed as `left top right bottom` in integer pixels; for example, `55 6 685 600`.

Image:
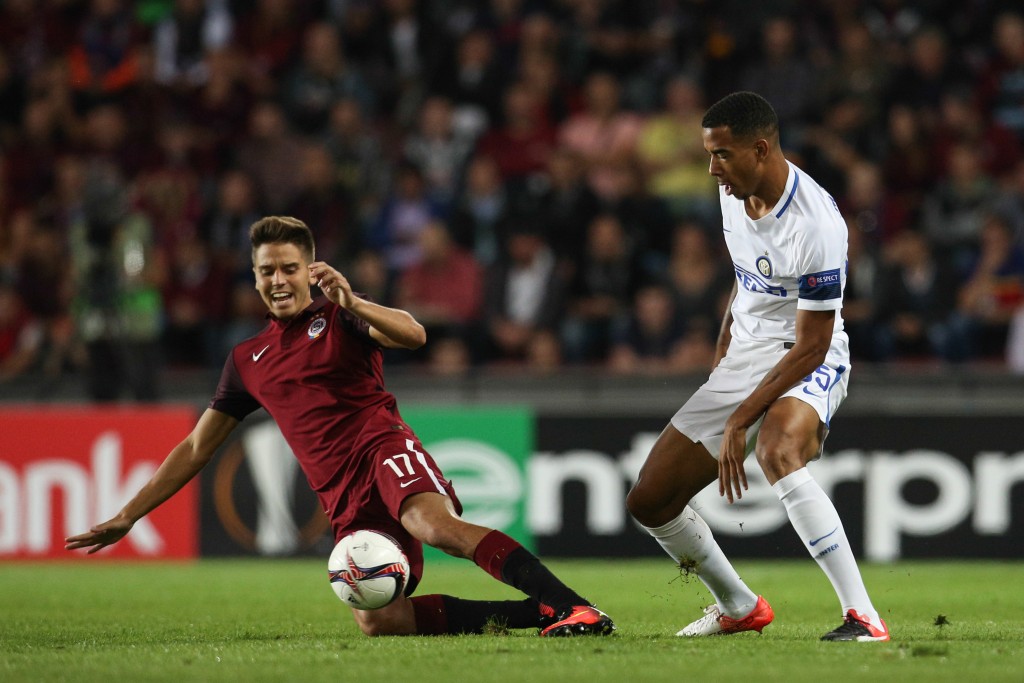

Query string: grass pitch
2 559 1021 682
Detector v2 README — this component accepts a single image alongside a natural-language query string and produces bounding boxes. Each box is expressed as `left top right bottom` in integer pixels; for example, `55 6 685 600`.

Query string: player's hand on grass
719 421 748 503
65 516 134 554
309 262 356 309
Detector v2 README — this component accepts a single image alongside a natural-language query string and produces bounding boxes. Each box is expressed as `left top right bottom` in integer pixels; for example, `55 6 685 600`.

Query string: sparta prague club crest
307 317 327 339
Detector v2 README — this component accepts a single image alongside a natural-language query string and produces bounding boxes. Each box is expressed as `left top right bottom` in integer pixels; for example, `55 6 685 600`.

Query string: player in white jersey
626 92 889 642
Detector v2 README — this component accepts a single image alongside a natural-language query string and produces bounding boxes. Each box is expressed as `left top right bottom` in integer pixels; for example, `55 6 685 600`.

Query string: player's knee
626 483 670 527
755 444 804 482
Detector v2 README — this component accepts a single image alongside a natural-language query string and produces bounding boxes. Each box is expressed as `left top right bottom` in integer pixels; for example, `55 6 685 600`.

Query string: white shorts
670 338 850 460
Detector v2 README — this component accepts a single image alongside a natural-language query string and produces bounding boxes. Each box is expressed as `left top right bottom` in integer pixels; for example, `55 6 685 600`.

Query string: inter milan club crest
308 317 327 339
756 254 773 279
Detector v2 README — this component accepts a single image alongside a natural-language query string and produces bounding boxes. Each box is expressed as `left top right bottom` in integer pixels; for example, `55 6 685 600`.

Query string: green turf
2 559 1021 682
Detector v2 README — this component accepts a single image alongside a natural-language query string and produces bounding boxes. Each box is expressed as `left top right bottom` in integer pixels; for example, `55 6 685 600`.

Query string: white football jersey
719 160 849 361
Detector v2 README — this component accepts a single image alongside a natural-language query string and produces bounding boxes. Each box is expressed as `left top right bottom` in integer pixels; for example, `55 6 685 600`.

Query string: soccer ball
327 530 410 610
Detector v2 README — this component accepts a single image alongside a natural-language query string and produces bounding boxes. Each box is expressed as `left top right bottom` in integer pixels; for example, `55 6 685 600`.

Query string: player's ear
755 139 769 160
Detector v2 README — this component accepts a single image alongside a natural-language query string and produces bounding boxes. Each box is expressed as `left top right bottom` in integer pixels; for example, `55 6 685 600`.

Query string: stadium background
1 1 1022 563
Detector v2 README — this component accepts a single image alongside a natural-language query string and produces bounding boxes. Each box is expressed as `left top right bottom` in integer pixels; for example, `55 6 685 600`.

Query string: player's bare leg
758 399 888 641
349 596 418 636
627 424 772 636
395 492 613 636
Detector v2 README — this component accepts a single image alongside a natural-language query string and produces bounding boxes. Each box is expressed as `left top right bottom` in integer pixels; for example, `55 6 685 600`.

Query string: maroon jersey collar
266 296 330 329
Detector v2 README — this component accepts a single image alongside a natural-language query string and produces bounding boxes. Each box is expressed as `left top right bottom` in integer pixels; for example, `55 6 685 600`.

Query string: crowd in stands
1 0 1023 400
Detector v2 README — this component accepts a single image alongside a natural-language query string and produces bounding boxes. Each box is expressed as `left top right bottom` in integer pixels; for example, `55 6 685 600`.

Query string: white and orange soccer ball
327 530 410 610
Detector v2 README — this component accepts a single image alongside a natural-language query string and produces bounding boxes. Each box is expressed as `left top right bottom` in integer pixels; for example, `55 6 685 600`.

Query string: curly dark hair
701 91 779 141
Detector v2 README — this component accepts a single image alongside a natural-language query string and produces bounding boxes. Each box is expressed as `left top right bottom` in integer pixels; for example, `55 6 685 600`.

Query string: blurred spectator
282 21 375 135
559 0 653 105
843 219 884 361
874 229 966 362
954 213 1024 359
78 102 146 178
235 100 306 213
481 222 565 364
519 147 600 272
559 71 644 201
738 16 818 148
599 158 674 277
233 0 308 95
2 208 77 386
9 210 70 328
427 336 472 376
67 0 143 97
323 98 390 229
152 0 234 89
887 25 974 117
839 161 910 247
523 329 564 374
431 27 507 135
394 220 483 357
134 117 206 249
449 154 511 266
562 213 642 363
635 75 717 223
69 165 164 401
932 88 1021 179
0 278 42 380
920 142 1000 275
368 162 446 274
816 20 891 132
515 12 561 73
880 103 937 217
475 81 558 186
403 95 476 209
218 275 267 358
187 47 254 162
975 11 1024 145
0 1 74 80
284 145 355 266
516 50 571 125
0 50 26 147
608 281 713 376
802 92 882 194
3 98 65 212
161 231 231 368
664 221 733 343
348 249 391 306
993 158 1024 238
200 169 262 274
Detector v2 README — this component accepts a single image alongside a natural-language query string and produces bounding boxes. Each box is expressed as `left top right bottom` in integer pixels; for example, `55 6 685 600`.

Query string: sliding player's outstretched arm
65 409 239 554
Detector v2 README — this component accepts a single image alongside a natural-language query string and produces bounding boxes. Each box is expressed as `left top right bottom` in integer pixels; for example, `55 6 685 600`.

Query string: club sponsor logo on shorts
308 316 327 339
756 255 773 278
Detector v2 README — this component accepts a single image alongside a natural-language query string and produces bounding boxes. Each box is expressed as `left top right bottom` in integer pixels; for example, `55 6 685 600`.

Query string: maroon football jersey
209 296 411 521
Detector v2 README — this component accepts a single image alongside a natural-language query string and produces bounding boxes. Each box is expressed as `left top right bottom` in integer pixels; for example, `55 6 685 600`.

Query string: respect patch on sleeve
798 268 842 301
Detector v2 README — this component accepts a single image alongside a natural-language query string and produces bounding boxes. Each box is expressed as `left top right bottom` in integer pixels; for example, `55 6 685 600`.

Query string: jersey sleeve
794 225 845 312
337 293 380 346
208 351 262 420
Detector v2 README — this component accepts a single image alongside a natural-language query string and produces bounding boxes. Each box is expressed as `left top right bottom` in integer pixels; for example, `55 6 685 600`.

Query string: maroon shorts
331 429 462 596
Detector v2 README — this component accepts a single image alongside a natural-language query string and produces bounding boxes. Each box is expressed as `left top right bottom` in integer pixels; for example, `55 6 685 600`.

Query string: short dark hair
250 216 315 262
701 91 779 141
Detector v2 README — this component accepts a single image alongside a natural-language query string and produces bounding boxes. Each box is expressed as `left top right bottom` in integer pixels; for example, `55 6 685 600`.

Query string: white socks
644 506 759 618
774 468 881 626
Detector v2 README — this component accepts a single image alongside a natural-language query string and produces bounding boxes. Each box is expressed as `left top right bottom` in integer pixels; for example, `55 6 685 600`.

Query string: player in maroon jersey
66 216 614 638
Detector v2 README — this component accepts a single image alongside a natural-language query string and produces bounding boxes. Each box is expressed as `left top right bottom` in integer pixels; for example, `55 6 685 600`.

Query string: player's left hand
719 420 748 503
64 516 134 554
309 262 356 309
